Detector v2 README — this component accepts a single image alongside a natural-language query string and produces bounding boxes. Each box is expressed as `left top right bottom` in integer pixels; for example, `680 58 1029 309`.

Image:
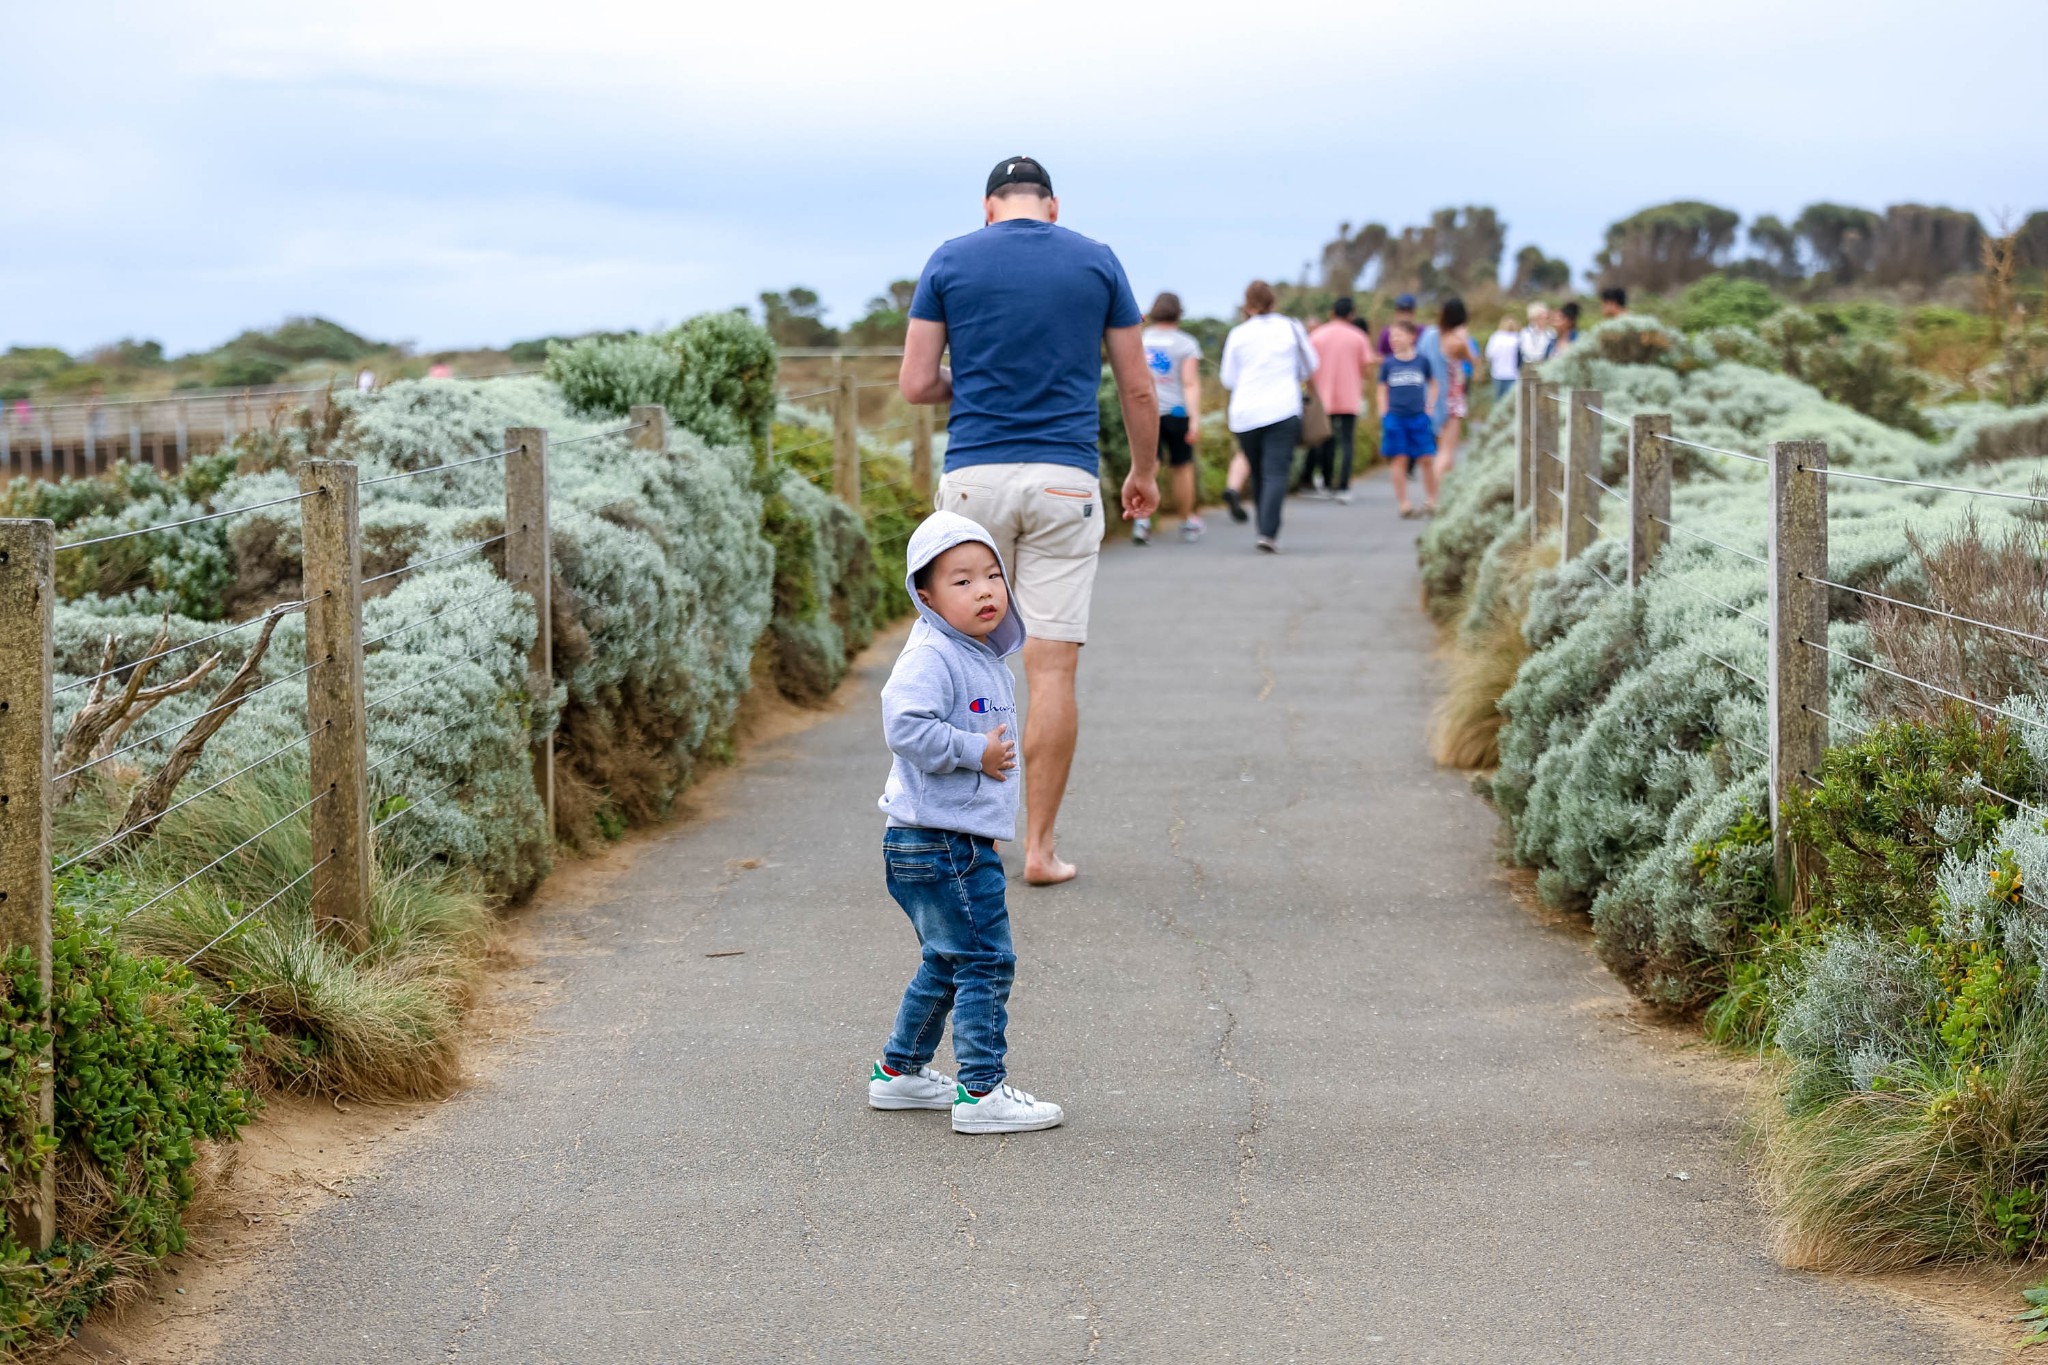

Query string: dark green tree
1594 201 1741 293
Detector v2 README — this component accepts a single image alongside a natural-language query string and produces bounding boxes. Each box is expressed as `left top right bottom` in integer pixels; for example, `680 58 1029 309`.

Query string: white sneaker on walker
952 1081 1064 1134
868 1061 956 1111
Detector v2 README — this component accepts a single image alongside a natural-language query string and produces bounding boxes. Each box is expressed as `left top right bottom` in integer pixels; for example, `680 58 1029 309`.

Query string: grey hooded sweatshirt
877 511 1027 842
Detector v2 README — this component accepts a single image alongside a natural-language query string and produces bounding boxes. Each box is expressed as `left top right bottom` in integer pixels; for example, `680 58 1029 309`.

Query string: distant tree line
1315 201 2048 302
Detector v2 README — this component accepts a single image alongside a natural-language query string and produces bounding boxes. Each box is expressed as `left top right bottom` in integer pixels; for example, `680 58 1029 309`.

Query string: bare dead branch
56 614 223 803
114 614 286 841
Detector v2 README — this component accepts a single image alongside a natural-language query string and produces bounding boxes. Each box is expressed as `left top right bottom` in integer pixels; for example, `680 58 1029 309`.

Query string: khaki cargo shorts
934 462 1106 644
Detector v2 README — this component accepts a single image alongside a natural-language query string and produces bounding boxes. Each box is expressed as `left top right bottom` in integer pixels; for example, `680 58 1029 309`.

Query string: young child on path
867 511 1065 1135
1377 320 1440 519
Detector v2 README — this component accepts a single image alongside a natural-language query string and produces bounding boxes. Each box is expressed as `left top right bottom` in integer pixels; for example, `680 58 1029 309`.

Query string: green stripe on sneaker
872 1062 887 1082
955 1083 976 1104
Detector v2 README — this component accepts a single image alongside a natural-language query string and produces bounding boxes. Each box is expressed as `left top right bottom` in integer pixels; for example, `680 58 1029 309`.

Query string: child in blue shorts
1377 320 1440 519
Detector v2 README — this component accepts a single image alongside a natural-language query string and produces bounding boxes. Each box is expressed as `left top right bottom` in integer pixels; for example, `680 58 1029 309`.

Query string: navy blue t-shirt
910 220 1141 476
1379 353 1436 416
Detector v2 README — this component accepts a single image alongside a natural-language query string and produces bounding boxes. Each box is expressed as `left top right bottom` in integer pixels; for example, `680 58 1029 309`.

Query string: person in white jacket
1218 281 1318 552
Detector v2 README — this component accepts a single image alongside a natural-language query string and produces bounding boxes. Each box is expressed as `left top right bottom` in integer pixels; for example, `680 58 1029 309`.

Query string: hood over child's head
903 511 1026 657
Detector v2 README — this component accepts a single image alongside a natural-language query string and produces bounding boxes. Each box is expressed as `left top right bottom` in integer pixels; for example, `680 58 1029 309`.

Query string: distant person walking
1429 297 1475 473
1377 320 1439 519
1519 306 1555 367
1485 312 1523 401
900 155 1160 886
1599 286 1628 320
1137 292 1205 544
1551 301 1582 357
1302 297 1377 503
1219 281 1317 553
1377 292 1419 358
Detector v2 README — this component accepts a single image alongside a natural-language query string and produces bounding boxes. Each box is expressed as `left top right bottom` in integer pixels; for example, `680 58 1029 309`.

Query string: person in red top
1301 297 1378 502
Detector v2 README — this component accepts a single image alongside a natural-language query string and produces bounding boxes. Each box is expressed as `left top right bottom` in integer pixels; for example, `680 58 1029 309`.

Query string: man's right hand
981 724 1017 781
1121 468 1162 521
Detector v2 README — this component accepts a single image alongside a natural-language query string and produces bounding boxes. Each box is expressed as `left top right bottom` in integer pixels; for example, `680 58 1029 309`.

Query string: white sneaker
1333 491 1353 505
1180 517 1205 542
951 1081 1064 1134
868 1061 956 1111
1132 516 1152 545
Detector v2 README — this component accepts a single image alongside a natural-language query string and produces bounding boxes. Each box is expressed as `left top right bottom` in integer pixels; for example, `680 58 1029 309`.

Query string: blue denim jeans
881 826 1015 1093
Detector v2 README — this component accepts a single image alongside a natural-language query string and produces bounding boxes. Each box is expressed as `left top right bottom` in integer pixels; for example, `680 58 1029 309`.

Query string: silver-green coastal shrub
53 375 775 899
1424 317 2048 1004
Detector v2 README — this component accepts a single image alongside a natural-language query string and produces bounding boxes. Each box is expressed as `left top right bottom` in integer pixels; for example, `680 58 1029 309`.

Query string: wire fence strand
368 716 466 774
359 446 517 487
363 584 518 650
121 789 329 923
58 660 324 782
1668 576 1768 627
58 601 308 696
373 778 462 833
1800 465 2048 506
1803 573 2048 649
57 489 321 553
1651 515 1768 566
1799 636 2048 734
365 642 504 713
182 856 331 965
1704 653 1765 691
1663 434 1769 466
51 723 328 874
548 422 648 450
362 535 506 588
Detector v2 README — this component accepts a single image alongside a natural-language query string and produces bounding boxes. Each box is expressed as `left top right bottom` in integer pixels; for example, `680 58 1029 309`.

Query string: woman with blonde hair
1219 280 1318 552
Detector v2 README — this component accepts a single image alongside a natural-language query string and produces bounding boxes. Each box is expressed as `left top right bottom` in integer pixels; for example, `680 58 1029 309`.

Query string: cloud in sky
6 0 2044 354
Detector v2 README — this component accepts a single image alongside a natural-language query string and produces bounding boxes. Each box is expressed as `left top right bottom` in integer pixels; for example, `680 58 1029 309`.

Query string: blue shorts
1381 411 1437 458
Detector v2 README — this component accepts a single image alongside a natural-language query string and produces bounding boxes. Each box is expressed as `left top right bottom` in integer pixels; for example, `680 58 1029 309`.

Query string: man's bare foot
1024 850 1077 886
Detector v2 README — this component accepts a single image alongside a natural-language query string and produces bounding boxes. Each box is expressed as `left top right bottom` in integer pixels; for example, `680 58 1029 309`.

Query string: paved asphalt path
211 483 1980 1364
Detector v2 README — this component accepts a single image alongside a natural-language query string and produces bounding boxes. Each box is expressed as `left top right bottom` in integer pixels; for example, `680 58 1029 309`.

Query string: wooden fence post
1768 439 1829 893
1514 373 1535 514
628 405 668 454
0 520 57 1250
1628 414 1671 586
1563 388 1602 560
1530 382 1561 542
299 460 372 951
910 405 934 504
175 399 189 467
505 428 554 837
833 372 860 507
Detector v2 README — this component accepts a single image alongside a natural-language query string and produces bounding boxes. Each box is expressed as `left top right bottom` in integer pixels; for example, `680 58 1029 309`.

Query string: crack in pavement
1072 1278 1103 1358
1160 795 1313 1317
443 1205 526 1356
942 1176 979 1262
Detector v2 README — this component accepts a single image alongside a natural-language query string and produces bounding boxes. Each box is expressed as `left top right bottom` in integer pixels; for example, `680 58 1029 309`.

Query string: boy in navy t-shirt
1376 321 1440 519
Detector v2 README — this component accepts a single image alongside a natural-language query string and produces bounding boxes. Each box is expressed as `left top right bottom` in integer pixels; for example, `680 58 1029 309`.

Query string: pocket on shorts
1040 485 1098 521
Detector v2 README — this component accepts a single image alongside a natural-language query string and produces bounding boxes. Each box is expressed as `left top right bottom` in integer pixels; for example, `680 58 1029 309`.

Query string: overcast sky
8 0 2045 355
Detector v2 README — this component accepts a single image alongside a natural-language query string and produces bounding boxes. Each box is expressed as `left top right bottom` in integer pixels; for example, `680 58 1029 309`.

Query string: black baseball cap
986 156 1053 196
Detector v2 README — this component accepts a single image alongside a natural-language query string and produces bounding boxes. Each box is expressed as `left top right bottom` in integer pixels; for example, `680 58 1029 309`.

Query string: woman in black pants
1218 280 1318 552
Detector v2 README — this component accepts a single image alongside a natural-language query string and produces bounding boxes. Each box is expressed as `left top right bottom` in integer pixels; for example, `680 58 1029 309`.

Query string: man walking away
1485 312 1522 402
1600 287 1628 319
900 155 1160 886
1138 292 1205 544
1306 297 1376 504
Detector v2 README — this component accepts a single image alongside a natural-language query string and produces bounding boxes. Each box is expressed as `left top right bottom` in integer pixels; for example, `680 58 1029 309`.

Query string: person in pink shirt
1301 297 1378 503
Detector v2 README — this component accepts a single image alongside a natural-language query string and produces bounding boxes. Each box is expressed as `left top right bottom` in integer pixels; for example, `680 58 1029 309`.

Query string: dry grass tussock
1430 614 1527 771
1864 512 2048 720
1756 1038 2048 1272
68 761 494 1100
1427 539 1548 773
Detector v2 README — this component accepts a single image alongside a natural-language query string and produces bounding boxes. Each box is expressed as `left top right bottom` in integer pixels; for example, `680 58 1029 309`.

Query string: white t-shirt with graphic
1142 326 1203 417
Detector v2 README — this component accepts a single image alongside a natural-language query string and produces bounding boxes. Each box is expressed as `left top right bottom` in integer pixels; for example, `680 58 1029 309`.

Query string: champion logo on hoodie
968 697 1014 715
